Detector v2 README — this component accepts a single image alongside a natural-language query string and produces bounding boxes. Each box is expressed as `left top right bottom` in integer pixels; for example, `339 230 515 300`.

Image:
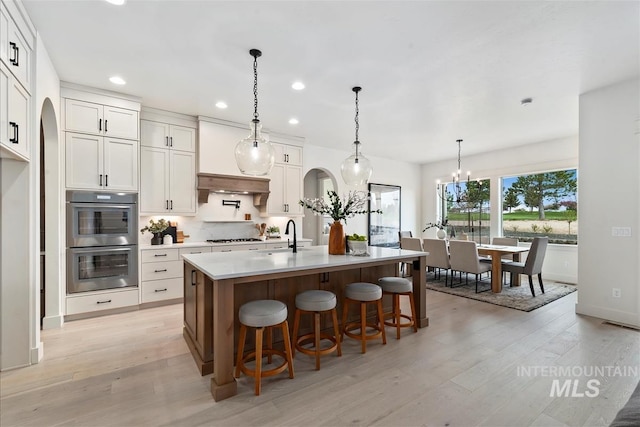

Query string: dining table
476 244 530 293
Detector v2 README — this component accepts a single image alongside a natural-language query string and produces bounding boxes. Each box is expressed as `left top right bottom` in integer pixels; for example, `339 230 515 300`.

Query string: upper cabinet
65 99 138 140
61 83 141 191
262 135 304 217
0 0 33 162
139 110 197 215
272 142 302 166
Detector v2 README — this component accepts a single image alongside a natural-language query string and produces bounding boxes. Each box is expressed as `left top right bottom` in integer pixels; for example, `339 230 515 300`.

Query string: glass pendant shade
235 120 275 176
341 142 372 186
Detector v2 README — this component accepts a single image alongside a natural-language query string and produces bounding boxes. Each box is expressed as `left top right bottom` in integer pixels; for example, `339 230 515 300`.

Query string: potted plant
140 218 169 245
423 218 449 239
299 190 382 254
266 225 280 239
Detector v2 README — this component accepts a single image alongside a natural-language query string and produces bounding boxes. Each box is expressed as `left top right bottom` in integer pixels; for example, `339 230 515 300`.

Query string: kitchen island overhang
182 245 428 401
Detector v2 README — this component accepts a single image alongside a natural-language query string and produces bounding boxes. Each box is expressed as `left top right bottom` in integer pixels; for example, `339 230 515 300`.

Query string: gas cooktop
206 238 263 243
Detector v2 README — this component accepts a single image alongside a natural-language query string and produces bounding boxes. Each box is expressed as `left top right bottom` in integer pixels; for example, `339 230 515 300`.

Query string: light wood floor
2 289 639 427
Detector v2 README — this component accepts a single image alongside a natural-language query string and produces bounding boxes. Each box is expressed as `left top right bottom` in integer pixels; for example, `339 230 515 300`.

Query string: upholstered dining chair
448 240 492 293
501 237 549 297
400 237 423 277
492 237 519 261
423 238 451 286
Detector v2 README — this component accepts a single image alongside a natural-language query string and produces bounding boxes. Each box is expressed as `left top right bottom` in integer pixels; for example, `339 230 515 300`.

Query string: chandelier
234 49 275 176
341 86 372 186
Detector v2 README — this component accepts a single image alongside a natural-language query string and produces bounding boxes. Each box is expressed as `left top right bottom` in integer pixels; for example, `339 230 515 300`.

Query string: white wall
421 136 579 283
576 78 639 327
303 143 422 239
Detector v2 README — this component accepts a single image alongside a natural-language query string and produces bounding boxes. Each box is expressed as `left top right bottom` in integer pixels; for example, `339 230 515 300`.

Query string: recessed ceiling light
105 0 126 5
521 97 533 106
288 118 299 125
215 101 228 109
109 76 126 85
291 81 305 91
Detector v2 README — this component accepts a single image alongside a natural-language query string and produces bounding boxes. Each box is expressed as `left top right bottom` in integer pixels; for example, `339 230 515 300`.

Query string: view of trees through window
502 169 578 244
442 179 491 244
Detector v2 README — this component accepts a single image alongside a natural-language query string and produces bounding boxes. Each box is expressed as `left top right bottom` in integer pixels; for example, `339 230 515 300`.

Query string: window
441 179 491 244
501 169 577 244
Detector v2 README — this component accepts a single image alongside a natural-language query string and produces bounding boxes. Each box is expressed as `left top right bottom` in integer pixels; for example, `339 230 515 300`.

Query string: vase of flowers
140 219 169 245
299 190 382 255
423 218 449 240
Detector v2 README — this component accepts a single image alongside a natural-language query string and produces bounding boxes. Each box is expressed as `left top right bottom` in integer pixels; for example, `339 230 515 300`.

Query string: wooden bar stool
378 277 418 339
234 300 294 396
291 290 341 370
341 282 386 353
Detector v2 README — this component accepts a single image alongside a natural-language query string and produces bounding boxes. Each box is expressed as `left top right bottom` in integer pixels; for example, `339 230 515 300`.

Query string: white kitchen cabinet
0 61 29 160
1 1 31 93
140 146 196 215
265 162 303 216
65 98 138 140
140 119 196 152
210 244 264 252
272 142 302 166
140 245 211 304
65 132 138 191
66 288 139 317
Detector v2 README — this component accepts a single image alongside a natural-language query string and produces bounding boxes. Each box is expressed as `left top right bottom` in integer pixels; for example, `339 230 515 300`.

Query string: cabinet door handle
9 122 18 144
248 248 258 251
166 200 169 210
221 249 232 252
99 174 103 186
96 299 112 305
9 42 19 66
165 136 169 146
105 175 108 187
169 136 173 147
153 253 168 257
99 118 102 131
154 269 168 273
191 270 196 286
154 288 168 293
104 120 108 132
170 200 173 210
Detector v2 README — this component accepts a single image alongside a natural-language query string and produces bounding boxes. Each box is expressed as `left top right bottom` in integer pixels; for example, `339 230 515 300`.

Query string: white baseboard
575 302 640 328
42 314 64 329
30 342 43 364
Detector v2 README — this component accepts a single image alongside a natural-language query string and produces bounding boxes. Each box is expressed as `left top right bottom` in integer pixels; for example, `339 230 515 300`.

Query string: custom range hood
197 173 270 208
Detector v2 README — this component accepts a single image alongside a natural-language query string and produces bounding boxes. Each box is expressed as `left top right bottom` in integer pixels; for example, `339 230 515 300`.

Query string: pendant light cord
253 54 259 122
353 86 362 161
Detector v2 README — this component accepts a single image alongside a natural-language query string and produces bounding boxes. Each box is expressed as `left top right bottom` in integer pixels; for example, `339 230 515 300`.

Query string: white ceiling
23 0 639 164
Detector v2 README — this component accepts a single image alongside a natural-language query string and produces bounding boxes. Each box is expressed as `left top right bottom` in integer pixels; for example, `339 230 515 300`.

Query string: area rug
426 275 577 312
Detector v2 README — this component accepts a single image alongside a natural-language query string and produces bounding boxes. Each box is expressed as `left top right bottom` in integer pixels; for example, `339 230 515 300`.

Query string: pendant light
235 49 275 176
341 86 372 186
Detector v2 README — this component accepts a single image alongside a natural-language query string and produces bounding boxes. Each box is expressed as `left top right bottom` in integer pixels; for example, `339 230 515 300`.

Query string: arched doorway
302 168 337 245
40 98 63 329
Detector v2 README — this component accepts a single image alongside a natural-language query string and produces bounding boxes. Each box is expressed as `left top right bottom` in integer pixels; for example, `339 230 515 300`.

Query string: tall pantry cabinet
0 0 33 161
61 84 140 192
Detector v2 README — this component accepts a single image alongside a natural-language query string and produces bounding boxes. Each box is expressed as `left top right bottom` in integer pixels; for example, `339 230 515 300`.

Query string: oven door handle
68 246 134 255
68 203 135 210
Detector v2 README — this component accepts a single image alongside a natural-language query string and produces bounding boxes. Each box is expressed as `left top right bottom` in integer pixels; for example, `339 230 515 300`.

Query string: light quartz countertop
139 237 311 250
182 245 428 280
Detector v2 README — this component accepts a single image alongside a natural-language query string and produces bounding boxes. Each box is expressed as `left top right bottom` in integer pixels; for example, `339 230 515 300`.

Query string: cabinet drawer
141 248 179 263
141 278 182 303
66 289 138 315
178 246 212 256
211 244 265 252
141 260 182 280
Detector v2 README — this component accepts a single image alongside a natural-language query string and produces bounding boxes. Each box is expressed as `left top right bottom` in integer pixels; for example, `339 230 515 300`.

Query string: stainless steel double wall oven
66 191 138 294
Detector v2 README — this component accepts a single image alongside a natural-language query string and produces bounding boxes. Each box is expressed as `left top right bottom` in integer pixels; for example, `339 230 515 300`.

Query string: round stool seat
378 277 412 293
345 282 382 301
296 290 337 312
239 300 287 327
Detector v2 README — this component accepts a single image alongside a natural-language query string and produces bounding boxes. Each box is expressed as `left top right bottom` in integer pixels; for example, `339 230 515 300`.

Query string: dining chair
449 240 492 293
501 237 549 296
423 238 451 286
492 237 519 261
400 237 422 277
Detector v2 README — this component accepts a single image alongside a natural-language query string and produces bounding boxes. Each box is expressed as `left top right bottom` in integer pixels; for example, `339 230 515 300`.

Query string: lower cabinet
66 288 139 316
140 245 212 304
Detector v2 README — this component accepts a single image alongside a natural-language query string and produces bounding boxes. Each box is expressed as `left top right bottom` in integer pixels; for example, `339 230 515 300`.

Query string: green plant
423 218 448 232
542 224 553 233
266 226 280 233
511 225 520 232
530 223 540 232
140 218 169 234
347 233 367 241
299 190 381 223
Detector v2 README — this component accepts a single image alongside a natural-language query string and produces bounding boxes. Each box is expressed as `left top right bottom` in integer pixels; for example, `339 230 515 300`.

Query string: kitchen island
182 245 427 401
